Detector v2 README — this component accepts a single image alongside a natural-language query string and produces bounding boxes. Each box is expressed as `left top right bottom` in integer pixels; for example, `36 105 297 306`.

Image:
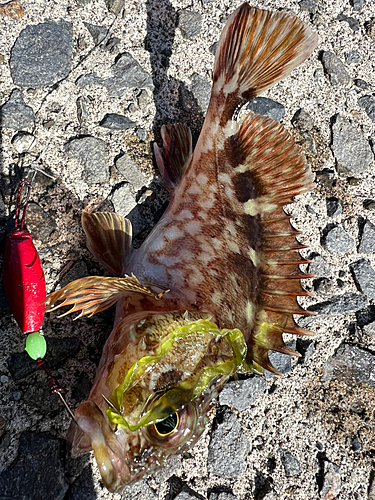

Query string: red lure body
3 180 46 334
3 228 46 333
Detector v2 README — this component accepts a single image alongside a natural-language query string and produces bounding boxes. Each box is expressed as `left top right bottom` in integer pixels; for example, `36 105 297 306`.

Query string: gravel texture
1 0 375 499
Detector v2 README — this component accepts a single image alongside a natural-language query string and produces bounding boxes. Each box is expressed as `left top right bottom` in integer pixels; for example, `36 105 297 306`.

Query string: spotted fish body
45 3 317 493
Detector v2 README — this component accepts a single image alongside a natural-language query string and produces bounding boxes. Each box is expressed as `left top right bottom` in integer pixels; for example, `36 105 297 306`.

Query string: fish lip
72 401 132 492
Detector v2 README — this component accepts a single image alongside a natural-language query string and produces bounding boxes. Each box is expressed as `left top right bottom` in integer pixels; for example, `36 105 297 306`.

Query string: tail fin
212 3 317 104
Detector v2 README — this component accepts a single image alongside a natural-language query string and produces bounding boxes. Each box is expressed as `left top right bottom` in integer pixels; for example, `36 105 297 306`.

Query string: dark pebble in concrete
122 479 158 500
180 74 211 115
25 201 57 241
83 22 108 45
105 0 124 15
209 492 238 500
103 36 120 53
65 136 108 184
331 115 372 175
115 153 147 190
77 52 154 97
174 492 199 500
0 433 68 500
265 340 296 377
323 225 355 254
351 0 364 11
354 78 368 90
296 338 315 365
315 169 335 188
219 375 267 411
189 73 211 113
298 0 318 13
320 461 342 499
363 200 375 211
350 259 375 299
0 88 35 129
279 449 301 477
323 343 375 388
347 177 360 186
358 220 375 253
307 292 368 317
337 13 360 31
247 97 285 121
7 337 81 381
326 197 343 217
291 108 314 132
76 96 90 125
321 51 350 85
308 254 333 278
177 10 203 40
99 113 136 130
313 277 335 297
208 408 249 478
344 50 363 64
358 95 375 123
10 20 72 88
209 41 218 55
351 435 362 452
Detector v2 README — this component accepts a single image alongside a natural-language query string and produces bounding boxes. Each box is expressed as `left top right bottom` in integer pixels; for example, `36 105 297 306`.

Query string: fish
45 3 317 493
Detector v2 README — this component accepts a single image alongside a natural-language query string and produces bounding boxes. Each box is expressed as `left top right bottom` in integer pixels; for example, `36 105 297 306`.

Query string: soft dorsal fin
224 111 316 373
44 275 166 319
153 123 192 191
82 212 132 276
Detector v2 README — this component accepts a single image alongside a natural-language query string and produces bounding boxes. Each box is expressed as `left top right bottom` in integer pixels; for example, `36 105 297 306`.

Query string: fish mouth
73 401 132 493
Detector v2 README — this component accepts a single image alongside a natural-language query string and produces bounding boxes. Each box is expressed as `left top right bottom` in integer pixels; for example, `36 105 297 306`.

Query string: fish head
69 311 249 492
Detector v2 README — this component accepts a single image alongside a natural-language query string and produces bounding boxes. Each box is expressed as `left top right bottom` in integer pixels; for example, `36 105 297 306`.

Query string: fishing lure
3 178 74 417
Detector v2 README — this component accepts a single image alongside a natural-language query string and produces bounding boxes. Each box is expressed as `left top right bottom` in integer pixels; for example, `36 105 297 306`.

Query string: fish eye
145 404 197 448
154 412 179 436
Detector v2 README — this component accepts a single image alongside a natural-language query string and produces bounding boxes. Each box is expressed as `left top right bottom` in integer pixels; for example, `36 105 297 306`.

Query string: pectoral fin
44 275 166 318
82 212 132 276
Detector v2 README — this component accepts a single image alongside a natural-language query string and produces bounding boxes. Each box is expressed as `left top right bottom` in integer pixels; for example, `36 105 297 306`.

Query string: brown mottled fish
45 3 317 492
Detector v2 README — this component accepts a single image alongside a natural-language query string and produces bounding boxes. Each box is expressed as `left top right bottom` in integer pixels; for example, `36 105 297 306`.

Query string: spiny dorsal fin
44 275 166 319
226 112 316 372
82 212 132 276
212 3 317 105
154 123 192 191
